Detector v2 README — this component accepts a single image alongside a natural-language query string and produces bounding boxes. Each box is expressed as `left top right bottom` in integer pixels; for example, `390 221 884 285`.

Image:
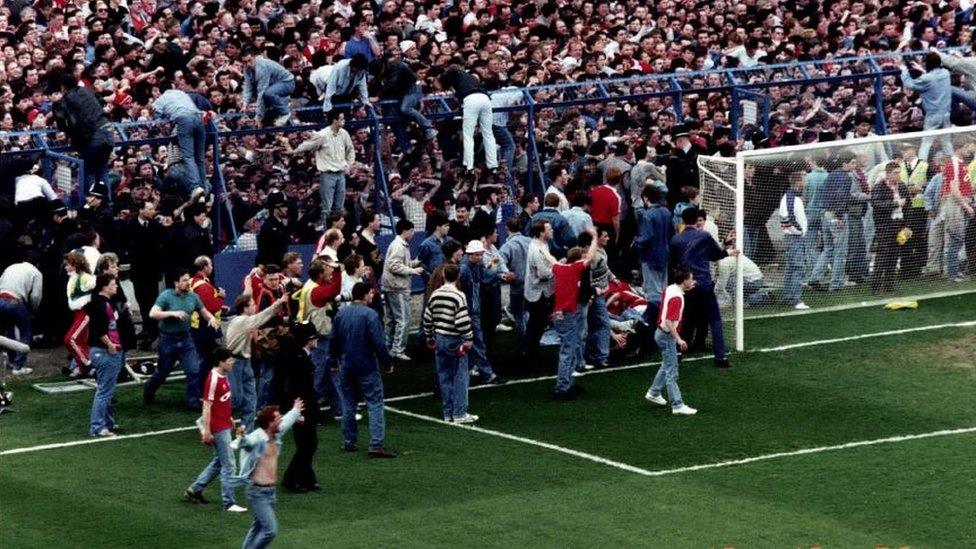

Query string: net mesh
699 127 976 348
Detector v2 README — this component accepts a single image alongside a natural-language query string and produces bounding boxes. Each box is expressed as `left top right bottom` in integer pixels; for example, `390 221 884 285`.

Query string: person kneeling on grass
185 347 247 512
238 399 305 549
645 266 698 415
551 227 599 401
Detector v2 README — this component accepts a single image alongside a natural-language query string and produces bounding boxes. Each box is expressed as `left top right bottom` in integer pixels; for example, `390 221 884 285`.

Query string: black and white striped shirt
422 284 473 340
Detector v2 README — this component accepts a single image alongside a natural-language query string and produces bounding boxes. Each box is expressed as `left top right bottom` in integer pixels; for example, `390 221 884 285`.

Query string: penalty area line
387 406 976 478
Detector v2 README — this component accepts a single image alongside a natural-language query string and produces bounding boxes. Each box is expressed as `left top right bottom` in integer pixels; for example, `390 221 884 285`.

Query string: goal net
699 125 976 351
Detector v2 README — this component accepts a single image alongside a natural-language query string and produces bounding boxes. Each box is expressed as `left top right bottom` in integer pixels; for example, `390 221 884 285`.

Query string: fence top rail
736 123 976 159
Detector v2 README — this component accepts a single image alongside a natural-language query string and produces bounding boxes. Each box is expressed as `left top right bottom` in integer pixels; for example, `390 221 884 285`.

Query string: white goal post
699 124 976 352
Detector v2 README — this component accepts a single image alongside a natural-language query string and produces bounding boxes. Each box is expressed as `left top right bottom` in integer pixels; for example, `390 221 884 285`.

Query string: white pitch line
0 426 196 456
386 406 657 476
4 320 975 457
387 406 976 478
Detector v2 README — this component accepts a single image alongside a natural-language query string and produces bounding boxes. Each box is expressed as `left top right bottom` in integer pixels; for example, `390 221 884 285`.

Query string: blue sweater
329 303 391 374
634 204 673 270
417 234 448 278
822 170 854 216
525 208 575 257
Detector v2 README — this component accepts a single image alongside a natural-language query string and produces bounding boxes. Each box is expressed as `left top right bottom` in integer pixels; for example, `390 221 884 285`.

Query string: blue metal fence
0 47 957 252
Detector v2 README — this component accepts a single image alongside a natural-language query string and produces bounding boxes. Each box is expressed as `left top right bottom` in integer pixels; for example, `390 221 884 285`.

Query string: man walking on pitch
423 264 476 423
237 399 306 548
185 347 247 512
645 266 698 415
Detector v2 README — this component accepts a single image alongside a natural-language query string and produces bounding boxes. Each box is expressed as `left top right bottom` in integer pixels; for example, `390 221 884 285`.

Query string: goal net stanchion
699 124 976 352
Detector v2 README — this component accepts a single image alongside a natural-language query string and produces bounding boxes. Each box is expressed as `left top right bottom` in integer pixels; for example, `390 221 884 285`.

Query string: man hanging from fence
53 72 114 192
900 51 952 162
242 48 296 128
153 82 209 195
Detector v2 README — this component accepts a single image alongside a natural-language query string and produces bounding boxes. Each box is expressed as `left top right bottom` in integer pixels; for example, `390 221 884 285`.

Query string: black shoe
302 484 321 492
186 402 202 413
283 484 308 493
184 488 208 504
569 385 585 396
341 443 358 452
552 386 583 401
368 447 397 458
714 358 731 369
143 386 156 405
808 281 826 292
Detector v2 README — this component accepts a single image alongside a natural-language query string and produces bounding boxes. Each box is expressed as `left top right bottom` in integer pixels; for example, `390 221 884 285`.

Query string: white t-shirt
15 174 57 204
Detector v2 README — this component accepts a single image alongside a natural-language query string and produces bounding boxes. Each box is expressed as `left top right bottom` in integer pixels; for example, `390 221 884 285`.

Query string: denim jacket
234 407 301 484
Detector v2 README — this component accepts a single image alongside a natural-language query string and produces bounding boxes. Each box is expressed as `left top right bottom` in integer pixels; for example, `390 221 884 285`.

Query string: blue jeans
804 215 823 276
743 278 771 307
492 124 516 170
89 346 123 434
261 79 295 120
947 233 966 278
434 334 469 420
242 484 277 549
918 112 953 162
585 295 611 365
467 306 494 378
742 225 761 260
339 369 386 449
0 298 30 370
401 86 433 133
810 213 849 290
553 309 583 393
847 215 868 281
150 332 202 408
383 291 411 356
782 234 806 305
228 357 256 431
509 287 527 346
318 171 346 217
641 264 667 305
175 114 208 194
82 128 113 192
650 329 684 408
255 360 274 409
191 428 237 509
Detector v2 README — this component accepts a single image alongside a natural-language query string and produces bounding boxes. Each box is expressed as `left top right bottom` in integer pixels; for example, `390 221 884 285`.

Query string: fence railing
0 48 959 252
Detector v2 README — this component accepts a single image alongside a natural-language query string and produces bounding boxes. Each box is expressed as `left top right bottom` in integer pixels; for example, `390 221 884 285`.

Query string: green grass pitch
2 295 975 548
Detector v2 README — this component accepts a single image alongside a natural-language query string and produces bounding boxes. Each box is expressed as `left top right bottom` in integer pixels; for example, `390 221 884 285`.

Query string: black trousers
283 414 318 489
131 272 160 341
871 225 901 293
900 207 927 279
525 295 554 358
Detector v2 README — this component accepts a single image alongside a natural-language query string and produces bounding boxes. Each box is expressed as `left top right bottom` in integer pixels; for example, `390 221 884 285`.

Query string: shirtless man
237 399 305 548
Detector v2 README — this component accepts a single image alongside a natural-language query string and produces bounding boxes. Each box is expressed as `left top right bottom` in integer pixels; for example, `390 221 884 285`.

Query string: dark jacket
378 61 418 99
126 217 164 276
54 86 110 149
176 220 212 270
670 227 728 290
871 181 910 231
256 215 291 268
440 68 485 101
329 303 392 374
634 204 674 270
85 293 137 350
664 147 700 206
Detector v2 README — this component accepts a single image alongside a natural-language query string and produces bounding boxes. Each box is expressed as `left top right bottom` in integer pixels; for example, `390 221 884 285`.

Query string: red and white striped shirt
657 284 685 332
203 370 233 433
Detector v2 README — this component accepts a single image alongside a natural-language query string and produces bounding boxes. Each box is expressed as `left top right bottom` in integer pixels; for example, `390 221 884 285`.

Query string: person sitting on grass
185 347 247 512
645 266 698 416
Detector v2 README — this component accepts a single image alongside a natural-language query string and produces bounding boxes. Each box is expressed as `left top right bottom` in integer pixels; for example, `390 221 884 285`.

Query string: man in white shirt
292 110 356 221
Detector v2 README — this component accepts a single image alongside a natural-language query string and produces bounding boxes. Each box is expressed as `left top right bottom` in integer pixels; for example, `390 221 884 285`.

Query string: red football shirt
203 370 233 433
657 285 685 331
590 185 621 225
553 260 587 314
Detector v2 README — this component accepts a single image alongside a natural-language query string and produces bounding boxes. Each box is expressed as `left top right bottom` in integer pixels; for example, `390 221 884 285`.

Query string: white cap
400 40 417 54
465 240 486 254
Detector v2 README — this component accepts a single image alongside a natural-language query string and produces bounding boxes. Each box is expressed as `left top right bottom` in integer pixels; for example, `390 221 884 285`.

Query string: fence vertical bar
367 107 395 230
727 71 741 141
867 58 890 136
523 90 544 197
208 118 237 251
669 78 684 120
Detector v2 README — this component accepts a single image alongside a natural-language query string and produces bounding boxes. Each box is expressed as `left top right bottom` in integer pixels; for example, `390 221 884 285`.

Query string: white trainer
794 302 810 310
644 391 667 406
454 414 479 424
226 505 248 513
11 367 33 376
94 428 117 437
671 405 698 415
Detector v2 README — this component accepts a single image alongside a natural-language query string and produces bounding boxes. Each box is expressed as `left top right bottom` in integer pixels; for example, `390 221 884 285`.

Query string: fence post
867 58 889 136
669 78 684 121
207 118 238 251
523 90 543 197
727 71 740 141
367 107 395 230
